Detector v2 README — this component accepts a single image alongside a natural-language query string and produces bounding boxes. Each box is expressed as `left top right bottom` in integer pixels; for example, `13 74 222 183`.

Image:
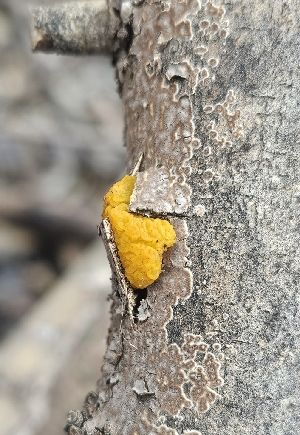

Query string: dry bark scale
32 1 299 434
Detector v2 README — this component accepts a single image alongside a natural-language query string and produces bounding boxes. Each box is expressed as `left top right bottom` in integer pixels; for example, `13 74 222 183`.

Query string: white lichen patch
195 1 229 70
190 1 243 187
203 168 215 183
190 365 221 413
208 57 219 67
194 204 206 216
203 145 211 156
180 334 224 414
213 342 222 352
195 44 208 56
122 0 201 215
205 90 244 144
182 333 209 358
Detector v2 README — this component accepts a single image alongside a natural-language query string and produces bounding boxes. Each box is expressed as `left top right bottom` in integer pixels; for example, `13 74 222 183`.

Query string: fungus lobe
102 175 176 289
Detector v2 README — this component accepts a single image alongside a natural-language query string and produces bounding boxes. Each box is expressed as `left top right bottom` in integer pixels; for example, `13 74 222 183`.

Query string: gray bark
31 1 113 54
33 1 299 434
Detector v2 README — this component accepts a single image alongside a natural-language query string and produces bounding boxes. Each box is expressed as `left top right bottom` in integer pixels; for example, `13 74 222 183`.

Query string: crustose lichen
102 175 176 289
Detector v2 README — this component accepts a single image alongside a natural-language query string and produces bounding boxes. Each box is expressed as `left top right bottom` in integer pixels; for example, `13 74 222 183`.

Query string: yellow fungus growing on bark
102 175 176 289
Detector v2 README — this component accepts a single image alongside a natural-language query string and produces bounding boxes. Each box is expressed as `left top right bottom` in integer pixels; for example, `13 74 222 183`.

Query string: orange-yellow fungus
102 175 176 289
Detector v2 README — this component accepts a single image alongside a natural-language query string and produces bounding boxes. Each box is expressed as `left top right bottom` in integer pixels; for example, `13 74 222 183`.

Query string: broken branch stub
31 1 114 54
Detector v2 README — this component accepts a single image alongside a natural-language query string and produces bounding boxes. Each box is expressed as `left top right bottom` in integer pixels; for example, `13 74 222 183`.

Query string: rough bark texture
31 1 113 54
35 1 299 434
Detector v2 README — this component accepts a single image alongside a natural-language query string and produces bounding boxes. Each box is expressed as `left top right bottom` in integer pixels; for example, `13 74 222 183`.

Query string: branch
31 1 114 55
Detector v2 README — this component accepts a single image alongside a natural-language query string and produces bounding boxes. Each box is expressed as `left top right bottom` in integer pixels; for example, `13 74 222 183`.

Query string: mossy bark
51 1 299 434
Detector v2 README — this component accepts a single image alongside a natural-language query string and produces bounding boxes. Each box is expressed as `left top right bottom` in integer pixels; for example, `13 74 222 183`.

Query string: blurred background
0 0 124 433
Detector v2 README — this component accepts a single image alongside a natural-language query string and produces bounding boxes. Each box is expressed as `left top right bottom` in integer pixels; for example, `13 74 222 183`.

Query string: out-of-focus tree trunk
32 1 299 434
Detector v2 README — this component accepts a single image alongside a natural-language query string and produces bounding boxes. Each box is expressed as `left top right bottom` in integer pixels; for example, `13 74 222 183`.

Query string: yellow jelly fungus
102 175 176 289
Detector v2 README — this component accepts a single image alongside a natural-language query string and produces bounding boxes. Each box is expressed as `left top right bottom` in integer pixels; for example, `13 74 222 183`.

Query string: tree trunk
33 1 299 434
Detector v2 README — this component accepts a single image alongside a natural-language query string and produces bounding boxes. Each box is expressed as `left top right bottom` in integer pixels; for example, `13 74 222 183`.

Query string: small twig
31 1 114 55
123 336 139 351
131 153 144 177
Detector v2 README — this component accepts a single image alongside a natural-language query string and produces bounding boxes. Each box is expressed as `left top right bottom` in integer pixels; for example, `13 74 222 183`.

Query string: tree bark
31 1 113 54
33 1 299 434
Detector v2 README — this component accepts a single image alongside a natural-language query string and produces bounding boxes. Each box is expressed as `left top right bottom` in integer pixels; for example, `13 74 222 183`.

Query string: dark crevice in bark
124 22 134 57
132 288 148 323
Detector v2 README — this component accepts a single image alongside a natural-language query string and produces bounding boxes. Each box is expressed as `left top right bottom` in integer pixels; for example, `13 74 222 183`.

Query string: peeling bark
32 0 299 434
